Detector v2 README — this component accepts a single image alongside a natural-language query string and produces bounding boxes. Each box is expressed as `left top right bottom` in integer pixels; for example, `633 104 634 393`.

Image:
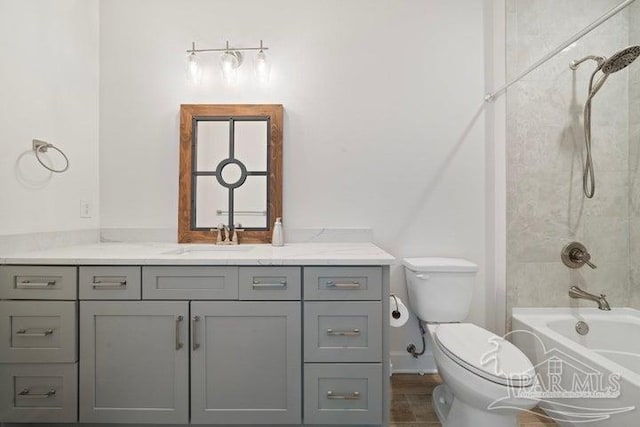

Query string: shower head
570 45 640 199
601 45 640 74
570 45 640 73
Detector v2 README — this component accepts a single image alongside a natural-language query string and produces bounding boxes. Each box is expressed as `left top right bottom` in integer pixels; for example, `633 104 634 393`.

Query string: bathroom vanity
0 242 393 427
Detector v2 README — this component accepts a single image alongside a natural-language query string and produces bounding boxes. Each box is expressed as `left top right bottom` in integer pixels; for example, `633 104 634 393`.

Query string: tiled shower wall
630 2 640 307
506 0 636 321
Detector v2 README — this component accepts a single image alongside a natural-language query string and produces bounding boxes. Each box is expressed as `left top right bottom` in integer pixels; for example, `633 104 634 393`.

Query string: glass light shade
185 52 202 84
254 50 270 84
220 51 240 85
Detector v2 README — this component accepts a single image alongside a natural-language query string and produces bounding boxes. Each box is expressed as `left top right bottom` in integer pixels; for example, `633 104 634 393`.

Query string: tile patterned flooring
391 374 556 427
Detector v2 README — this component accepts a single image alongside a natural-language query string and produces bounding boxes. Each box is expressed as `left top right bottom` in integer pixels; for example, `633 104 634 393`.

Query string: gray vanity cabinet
190 301 302 425
79 301 189 424
1 262 390 426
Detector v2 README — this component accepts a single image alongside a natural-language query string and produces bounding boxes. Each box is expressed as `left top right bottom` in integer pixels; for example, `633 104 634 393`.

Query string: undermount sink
163 245 255 255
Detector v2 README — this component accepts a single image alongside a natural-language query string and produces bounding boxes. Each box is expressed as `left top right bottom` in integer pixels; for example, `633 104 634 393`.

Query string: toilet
403 257 538 427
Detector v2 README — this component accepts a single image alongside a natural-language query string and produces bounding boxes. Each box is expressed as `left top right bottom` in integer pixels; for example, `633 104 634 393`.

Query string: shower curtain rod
484 0 637 102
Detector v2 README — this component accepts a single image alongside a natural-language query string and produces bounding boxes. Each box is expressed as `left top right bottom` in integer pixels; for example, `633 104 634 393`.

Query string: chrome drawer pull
16 280 56 288
192 316 201 350
327 328 360 337
176 315 184 350
326 280 360 289
92 279 127 289
327 391 360 400
16 328 54 337
18 388 56 398
252 279 286 289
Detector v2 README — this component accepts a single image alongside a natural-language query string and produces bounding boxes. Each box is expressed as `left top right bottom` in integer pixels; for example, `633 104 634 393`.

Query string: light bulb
220 51 240 85
254 50 270 84
185 52 202 85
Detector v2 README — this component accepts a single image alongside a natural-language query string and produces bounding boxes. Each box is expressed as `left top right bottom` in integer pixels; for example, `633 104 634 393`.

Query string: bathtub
511 308 640 427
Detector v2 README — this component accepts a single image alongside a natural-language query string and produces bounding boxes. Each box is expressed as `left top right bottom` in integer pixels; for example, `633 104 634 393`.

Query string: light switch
80 200 92 218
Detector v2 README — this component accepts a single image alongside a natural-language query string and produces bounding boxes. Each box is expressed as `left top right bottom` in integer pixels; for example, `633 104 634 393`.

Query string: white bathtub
511 308 640 427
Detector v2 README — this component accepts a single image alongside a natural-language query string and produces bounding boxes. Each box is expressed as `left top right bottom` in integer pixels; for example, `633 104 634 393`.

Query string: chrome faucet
569 286 611 311
215 224 228 245
215 223 243 245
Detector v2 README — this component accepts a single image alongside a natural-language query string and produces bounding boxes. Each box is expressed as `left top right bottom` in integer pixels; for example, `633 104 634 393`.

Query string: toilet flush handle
416 274 430 280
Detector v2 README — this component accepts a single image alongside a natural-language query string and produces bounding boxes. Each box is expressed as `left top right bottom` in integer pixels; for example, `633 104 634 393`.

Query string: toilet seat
433 323 534 387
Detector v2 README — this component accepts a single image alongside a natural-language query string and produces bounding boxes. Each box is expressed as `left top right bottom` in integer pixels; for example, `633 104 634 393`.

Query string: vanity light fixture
185 40 270 85
185 42 203 84
254 40 270 84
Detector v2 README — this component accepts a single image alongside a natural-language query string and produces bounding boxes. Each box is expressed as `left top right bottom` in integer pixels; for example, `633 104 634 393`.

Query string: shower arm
484 0 637 102
570 55 605 70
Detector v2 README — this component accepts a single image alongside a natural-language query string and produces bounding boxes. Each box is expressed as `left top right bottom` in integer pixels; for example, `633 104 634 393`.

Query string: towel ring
33 140 69 173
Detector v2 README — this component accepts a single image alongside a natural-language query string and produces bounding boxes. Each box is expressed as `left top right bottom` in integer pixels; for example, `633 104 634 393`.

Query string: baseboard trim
390 351 437 374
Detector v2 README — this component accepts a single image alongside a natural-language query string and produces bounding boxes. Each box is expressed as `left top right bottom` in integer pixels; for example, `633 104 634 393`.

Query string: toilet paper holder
390 294 401 319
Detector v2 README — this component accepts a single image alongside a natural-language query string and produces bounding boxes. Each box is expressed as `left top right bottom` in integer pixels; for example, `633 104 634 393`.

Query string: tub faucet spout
569 286 611 310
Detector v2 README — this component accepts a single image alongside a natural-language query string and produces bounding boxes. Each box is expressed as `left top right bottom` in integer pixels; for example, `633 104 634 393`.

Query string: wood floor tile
390 401 417 423
391 374 557 426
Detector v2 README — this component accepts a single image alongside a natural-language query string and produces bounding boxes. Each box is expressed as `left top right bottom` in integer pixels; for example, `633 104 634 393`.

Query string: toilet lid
403 257 478 273
434 323 535 387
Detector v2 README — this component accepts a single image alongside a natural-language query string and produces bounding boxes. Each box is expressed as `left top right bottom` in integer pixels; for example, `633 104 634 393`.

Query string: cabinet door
79 301 189 424
191 301 301 424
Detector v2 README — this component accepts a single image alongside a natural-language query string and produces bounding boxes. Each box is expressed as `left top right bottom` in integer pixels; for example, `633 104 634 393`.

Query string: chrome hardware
562 242 597 269
92 278 127 289
327 391 361 400
16 280 56 288
215 224 226 244
16 328 54 337
390 294 401 319
216 209 266 216
215 223 243 245
576 320 590 335
176 315 184 350
231 223 244 244
252 279 286 289
192 316 201 350
327 328 360 337
32 139 70 173
18 388 56 398
326 280 360 289
569 286 611 310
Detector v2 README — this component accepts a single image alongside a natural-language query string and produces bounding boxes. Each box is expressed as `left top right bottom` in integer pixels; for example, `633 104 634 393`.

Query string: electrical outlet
80 200 92 218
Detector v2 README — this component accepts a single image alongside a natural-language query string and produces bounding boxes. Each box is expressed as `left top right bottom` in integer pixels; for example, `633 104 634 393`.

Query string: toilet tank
403 257 478 323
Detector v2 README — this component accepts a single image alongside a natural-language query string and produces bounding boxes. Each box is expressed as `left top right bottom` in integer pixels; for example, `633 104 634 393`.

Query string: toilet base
432 384 453 422
434 382 519 427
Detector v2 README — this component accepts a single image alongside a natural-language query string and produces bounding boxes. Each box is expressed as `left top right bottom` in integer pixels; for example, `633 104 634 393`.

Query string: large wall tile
506 0 634 322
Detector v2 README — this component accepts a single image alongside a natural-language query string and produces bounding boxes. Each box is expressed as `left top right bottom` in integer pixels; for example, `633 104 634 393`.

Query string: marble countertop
0 242 395 266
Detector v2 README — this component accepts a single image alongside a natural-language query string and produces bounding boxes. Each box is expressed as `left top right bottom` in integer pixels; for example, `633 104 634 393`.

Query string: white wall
98 0 488 371
0 0 100 235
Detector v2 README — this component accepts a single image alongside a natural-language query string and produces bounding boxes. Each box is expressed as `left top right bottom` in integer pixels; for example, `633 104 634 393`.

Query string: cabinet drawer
80 266 141 300
239 266 301 300
0 301 77 363
304 267 382 300
304 302 382 362
0 265 77 300
0 363 78 423
304 364 382 425
142 266 238 300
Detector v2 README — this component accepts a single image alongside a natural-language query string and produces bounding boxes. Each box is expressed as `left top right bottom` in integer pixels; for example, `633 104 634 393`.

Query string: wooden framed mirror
178 104 283 243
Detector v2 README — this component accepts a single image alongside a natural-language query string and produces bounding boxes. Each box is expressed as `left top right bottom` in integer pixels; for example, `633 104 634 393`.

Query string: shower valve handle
572 249 596 269
561 242 597 269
